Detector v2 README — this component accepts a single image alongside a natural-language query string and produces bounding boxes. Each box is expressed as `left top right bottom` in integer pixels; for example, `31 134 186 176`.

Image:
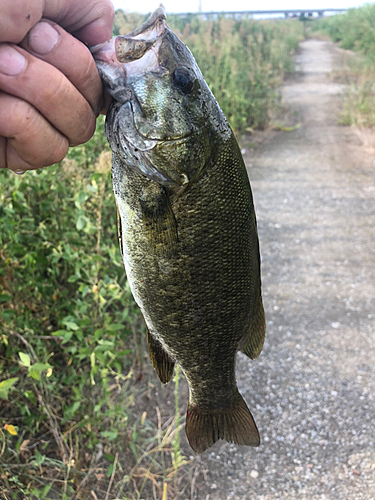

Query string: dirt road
191 39 375 499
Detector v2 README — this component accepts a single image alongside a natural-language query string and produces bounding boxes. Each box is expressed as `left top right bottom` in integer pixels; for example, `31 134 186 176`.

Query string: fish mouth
92 7 196 186
91 7 167 103
92 8 192 143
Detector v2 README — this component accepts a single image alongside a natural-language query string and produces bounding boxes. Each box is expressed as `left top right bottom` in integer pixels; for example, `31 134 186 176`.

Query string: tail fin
185 391 260 454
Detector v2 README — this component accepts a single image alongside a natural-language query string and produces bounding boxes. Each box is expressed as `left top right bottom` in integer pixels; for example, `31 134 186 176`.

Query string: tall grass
312 5 375 60
0 11 303 498
312 5 375 128
170 16 304 131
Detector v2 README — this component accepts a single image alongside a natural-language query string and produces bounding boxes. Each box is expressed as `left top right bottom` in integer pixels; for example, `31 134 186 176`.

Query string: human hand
0 0 114 173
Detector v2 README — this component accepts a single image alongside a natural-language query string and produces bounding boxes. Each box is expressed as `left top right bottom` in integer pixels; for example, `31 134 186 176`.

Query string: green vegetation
0 12 303 499
169 16 304 132
312 4 375 128
312 5 375 59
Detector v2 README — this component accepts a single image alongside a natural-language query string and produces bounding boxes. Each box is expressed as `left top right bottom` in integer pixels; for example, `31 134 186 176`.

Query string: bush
312 6 375 128
0 117 145 498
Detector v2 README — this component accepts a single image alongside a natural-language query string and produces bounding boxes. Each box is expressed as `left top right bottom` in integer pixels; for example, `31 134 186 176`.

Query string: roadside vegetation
0 12 303 499
312 4 375 128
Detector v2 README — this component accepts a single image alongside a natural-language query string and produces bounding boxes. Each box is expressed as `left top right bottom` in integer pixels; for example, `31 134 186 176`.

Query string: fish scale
93 7 265 454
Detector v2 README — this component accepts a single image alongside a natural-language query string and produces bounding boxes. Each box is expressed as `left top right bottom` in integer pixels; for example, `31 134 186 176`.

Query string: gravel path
191 39 375 500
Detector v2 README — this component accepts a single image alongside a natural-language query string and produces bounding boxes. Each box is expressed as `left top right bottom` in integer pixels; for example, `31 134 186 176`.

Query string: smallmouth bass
92 8 265 454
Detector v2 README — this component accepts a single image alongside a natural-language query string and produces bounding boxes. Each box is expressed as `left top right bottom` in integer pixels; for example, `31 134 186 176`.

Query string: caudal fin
185 391 260 454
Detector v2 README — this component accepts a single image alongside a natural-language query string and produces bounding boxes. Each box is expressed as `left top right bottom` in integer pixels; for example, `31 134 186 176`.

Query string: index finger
1 0 114 45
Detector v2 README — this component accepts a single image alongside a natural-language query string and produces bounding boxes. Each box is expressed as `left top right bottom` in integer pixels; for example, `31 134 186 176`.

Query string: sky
111 0 370 14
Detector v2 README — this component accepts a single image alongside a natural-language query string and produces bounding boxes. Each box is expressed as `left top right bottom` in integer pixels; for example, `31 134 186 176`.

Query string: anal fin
147 329 175 384
241 296 266 360
185 390 260 454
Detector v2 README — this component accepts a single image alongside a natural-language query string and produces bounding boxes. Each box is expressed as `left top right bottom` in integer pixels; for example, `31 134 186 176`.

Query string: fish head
91 8 231 186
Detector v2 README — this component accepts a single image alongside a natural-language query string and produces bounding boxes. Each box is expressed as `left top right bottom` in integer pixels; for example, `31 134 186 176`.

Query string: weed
313 6 375 129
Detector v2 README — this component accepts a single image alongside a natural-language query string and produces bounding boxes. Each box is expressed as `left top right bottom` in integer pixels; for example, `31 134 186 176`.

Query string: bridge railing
169 9 347 19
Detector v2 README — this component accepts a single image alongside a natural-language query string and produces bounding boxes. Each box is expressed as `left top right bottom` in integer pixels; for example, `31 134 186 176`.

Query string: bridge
172 9 347 19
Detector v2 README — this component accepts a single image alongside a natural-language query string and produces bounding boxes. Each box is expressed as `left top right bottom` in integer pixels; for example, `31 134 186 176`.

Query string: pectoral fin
147 329 175 384
139 184 179 257
240 296 266 360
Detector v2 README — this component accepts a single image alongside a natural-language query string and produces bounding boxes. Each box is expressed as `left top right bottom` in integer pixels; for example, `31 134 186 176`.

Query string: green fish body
92 8 265 454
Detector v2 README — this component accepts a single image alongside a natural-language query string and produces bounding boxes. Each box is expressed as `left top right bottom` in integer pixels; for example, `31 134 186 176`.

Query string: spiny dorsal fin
147 328 175 384
185 390 260 454
241 296 266 360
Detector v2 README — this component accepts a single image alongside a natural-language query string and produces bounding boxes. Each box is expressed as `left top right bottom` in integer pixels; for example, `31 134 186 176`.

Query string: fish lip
90 7 166 57
125 7 166 38
91 10 168 101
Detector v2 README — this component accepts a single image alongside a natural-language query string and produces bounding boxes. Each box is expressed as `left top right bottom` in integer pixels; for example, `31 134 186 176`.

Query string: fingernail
28 22 59 55
13 169 27 175
0 45 27 75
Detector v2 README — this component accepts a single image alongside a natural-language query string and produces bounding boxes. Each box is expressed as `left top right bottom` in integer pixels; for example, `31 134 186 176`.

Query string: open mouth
91 7 167 102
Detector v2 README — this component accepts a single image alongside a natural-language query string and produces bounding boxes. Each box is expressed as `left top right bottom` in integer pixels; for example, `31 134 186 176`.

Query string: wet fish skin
93 8 265 454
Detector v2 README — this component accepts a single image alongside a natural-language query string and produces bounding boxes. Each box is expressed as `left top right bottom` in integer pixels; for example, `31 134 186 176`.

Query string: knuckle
95 1 115 25
8 98 37 134
105 1 115 24
74 52 99 90
46 137 69 166
1 0 43 44
71 111 96 145
33 135 69 168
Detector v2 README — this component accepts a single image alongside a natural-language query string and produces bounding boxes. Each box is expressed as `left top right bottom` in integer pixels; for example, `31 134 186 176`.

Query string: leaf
0 294 11 303
106 463 114 478
62 321 79 331
100 430 118 441
75 190 90 208
52 329 73 344
1 310 15 323
24 390 37 405
41 483 52 498
4 424 18 436
64 401 81 420
106 323 124 332
19 352 31 367
33 449 45 466
76 215 87 231
0 377 18 400
28 363 52 381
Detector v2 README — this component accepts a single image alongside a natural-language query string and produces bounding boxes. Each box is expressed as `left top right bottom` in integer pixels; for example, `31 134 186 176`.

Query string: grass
0 11 304 499
312 5 375 129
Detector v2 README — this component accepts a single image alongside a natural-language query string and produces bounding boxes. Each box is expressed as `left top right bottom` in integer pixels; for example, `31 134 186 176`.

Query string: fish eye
172 67 195 94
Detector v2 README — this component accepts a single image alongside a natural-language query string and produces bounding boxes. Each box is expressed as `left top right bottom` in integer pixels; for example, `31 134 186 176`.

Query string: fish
91 7 266 454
